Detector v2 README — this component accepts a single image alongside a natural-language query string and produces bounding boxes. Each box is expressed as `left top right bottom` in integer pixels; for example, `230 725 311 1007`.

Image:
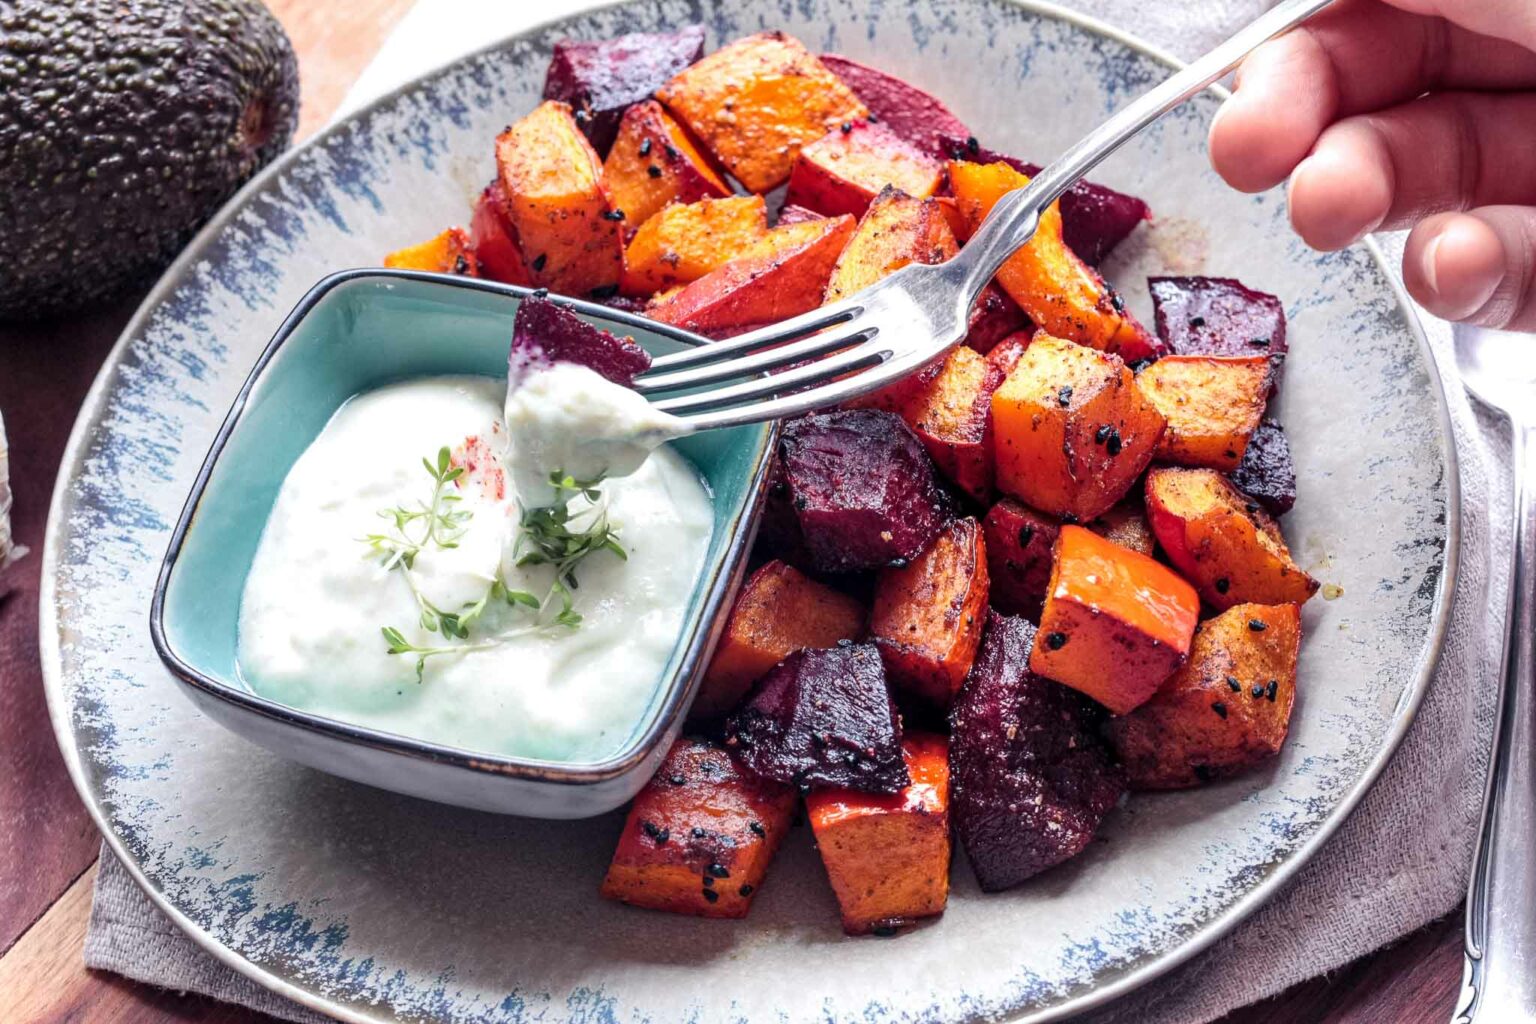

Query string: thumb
1402 208 1536 332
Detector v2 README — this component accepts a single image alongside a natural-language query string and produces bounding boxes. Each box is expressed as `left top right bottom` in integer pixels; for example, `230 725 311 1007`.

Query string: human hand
1208 0 1536 330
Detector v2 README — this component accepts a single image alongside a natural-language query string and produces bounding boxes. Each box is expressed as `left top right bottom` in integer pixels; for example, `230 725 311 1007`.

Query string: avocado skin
0 0 299 321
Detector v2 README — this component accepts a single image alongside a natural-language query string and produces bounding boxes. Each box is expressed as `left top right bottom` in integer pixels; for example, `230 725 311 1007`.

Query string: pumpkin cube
468 181 531 285
1137 355 1271 471
383 227 479 276
603 100 732 235
898 345 1005 502
1086 500 1155 557
621 195 769 296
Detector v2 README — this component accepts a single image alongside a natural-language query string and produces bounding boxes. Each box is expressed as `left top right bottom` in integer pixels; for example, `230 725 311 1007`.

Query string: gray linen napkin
85 2 1509 1021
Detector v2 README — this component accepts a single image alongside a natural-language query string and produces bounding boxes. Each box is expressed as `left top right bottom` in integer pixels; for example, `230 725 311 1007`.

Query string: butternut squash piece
603 100 732 235
621 195 769 296
383 227 479 276
785 121 943 219
1087 500 1155 557
1137 355 1271 471
1029 525 1199 715
898 344 1004 502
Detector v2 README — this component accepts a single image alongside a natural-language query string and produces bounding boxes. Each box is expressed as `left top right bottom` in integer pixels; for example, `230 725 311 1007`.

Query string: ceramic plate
41 1 1457 1021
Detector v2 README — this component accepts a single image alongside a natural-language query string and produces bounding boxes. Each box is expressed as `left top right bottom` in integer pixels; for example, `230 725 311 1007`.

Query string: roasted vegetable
600 737 796 918
824 187 955 303
656 32 868 192
984 330 1034 376
1136 355 1271 472
964 285 1030 354
1149 276 1288 391
785 121 943 219
1145 467 1319 609
896 344 1003 501
621 195 769 296
1029 525 1199 714
819 54 971 159
1230 418 1297 516
754 454 814 568
777 203 826 226
724 643 909 793
806 731 951 934
543 26 706 155
603 100 732 233
990 334 1166 521
495 100 622 297
949 612 1124 891
948 159 1157 360
981 498 1059 621
697 560 867 720
383 227 479 276
509 296 651 387
777 409 951 573
1086 500 1155 557
870 517 990 707
649 215 855 337
468 181 532 285
1107 603 1302 789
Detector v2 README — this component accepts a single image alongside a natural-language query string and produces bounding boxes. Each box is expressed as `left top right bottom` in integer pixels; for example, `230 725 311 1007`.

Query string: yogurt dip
237 375 714 763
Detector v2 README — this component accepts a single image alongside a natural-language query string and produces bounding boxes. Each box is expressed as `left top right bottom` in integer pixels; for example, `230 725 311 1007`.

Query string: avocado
0 0 299 321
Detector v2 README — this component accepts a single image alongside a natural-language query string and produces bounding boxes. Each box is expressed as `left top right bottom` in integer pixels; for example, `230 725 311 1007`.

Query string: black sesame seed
1267 679 1279 702
1244 502 1260 515
1018 525 1035 547
840 121 854 134
664 143 680 160
638 137 652 156
1057 384 1074 407
1095 424 1112 444
1249 619 1268 632
1226 676 1242 693
1188 315 1206 329
708 862 731 879
702 888 719 903
965 135 980 155
647 164 662 178
601 208 626 221
1045 631 1068 650
1215 577 1230 594
642 820 661 839
1251 684 1266 698
1109 290 1125 313
1211 701 1228 719
748 820 766 837
531 253 547 272
738 884 754 897
1105 428 1123 457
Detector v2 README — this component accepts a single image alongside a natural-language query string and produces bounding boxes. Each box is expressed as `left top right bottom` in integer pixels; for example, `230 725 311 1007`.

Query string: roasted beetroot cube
1149 276 1288 389
753 454 814 569
939 136 1150 264
778 410 950 573
949 612 1124 891
981 499 1060 621
510 296 651 386
965 284 1029 354
542 26 707 155
1230 418 1297 516
819 54 972 160
775 204 826 227
725 644 909 794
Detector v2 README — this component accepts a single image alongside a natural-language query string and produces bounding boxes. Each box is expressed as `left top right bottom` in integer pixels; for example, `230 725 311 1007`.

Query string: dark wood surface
0 2 1469 1020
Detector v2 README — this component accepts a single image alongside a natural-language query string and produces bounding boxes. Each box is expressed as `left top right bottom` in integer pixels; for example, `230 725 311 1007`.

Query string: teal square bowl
150 269 776 818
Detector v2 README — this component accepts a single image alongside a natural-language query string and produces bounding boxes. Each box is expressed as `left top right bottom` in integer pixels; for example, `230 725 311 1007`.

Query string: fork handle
1456 418 1536 1023
955 0 1337 299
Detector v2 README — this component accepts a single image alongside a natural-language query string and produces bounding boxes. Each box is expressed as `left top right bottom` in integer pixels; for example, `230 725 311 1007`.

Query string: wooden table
0 2 1470 1021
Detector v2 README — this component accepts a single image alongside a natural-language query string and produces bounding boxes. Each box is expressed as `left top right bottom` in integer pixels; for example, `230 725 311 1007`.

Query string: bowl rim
39 1 1462 1021
146 266 777 786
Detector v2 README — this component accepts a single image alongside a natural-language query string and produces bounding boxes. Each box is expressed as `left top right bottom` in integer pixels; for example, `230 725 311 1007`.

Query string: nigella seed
888 557 909 568
965 135 980 155
1211 701 1228 719
642 820 662 839
669 773 686 786
1249 336 1271 348
1109 290 1125 313
1045 631 1068 650
601 208 626 221
531 254 548 272
1215 577 1230 594
1057 385 1074 407
867 112 880 123
531 287 549 298
708 863 731 879
647 164 662 178
638 137 652 156
1095 424 1112 444
1189 315 1206 329
1226 676 1242 693
1018 525 1034 547
836 637 853 648
664 143 680 160
1251 684 1266 698
1105 428 1123 456
738 884 754 897
840 121 853 134
702 887 719 903
691 826 707 838
701 874 715 888
1267 680 1279 702
1249 619 1268 632
748 820 766 837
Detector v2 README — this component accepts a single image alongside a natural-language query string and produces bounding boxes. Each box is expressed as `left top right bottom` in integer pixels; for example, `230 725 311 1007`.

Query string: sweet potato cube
1030 525 1199 715
697 560 866 720
621 195 768 296
600 737 795 918
1231 418 1297 516
603 100 732 235
1145 467 1320 608
1137 355 1271 471
1107 603 1302 789
542 26 707 155
950 612 1124 891
824 187 956 303
724 644 909 793
981 498 1059 620
990 335 1166 521
785 121 943 219
870 517 989 707
778 409 951 572
948 160 1157 360
1149 276 1288 392
898 345 1003 501
807 732 951 935
649 215 855 337
656 32 868 193
496 100 622 297
820 54 971 159
468 182 531 285
383 227 479 276
1087 501 1155 557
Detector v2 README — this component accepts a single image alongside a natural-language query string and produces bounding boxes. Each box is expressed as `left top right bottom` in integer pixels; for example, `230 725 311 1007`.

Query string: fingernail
1418 231 1442 296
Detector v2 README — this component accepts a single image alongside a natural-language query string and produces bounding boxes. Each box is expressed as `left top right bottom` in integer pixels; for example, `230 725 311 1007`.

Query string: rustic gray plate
41 1 1457 1021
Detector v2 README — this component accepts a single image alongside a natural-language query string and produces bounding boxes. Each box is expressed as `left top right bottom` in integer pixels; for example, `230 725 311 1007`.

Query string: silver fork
631 0 1337 430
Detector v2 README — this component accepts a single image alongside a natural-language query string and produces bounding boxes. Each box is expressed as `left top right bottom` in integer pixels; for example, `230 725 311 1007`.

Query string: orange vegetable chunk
495 100 622 297
468 182 531 285
1145 467 1320 608
621 195 769 296
1137 355 1271 471
603 100 732 234
1029 525 1199 715
1107 603 1302 788
649 215 855 337
948 159 1157 360
1087 501 1155 556
870 517 990 707
600 738 796 919
824 187 956 303
696 560 867 720
785 121 943 219
898 344 1004 502
990 334 1166 521
806 732 952 935
383 227 479 276
656 31 868 192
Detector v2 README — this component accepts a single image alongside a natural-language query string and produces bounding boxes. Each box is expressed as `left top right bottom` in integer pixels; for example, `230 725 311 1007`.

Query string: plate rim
37 1 1463 1020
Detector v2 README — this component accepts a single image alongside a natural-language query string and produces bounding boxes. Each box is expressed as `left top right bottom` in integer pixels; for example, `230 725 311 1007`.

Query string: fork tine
634 325 876 394
652 343 887 415
643 300 865 372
